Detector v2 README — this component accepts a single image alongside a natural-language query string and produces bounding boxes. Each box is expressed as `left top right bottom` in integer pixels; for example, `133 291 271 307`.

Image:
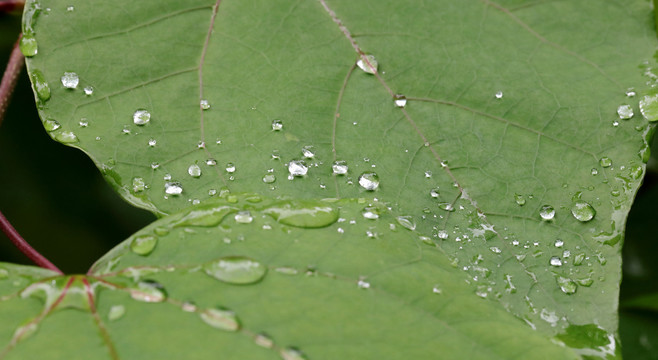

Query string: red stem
0 1 24 13
0 36 24 127
0 210 63 274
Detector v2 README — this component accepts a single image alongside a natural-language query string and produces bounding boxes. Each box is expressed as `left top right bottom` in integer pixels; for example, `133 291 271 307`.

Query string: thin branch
0 210 63 274
0 35 24 127
0 0 24 13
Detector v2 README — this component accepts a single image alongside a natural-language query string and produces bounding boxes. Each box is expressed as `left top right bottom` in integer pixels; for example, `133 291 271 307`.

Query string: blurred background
1 8 657 358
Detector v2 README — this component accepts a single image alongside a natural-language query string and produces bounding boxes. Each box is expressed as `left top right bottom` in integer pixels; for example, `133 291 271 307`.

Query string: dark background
1 8 657 358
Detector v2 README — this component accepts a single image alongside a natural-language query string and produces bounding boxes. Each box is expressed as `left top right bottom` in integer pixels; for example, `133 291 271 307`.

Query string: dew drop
133 109 151 125
288 160 308 177
234 211 253 224
280 347 308 360
55 131 78 143
130 280 166 303
19 34 38 57
599 157 612 168
539 205 555 221
554 239 564 248
332 160 348 175
203 256 267 284
151 162 160 170
626 89 636 97
549 256 562 267
617 104 634 120
571 200 596 222
494 91 503 99
639 94 658 121
200 99 210 110
225 163 236 173
394 94 407 108
358 172 379 190
83 86 94 96
429 188 440 198
108 305 125 321
197 141 206 149
356 54 378 74
147 139 157 147
130 235 158 256
302 146 315 159
200 308 239 331
164 182 183 195
395 216 416 231
557 276 577 294
29 70 51 101
60 72 79 89
188 164 202 178
514 194 526 206
271 119 283 131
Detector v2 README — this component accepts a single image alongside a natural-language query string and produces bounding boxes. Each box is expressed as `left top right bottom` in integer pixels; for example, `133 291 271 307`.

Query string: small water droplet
361 206 380 220
271 119 283 131
356 54 378 74
164 182 183 195
60 72 79 89
301 146 315 159
429 188 440 198
254 333 274 348
554 239 564 248
358 172 379 190
203 256 267 285
591 168 598 176
395 216 416 231
617 104 634 120
147 139 157 147
262 174 276 183
108 305 125 321
83 86 94 96
197 141 206 149
626 89 636 97
133 109 151 125
438 203 454 212
494 91 503 99
357 279 371 289
151 162 160 170
19 34 38 57
571 200 596 222
200 99 210 110
280 347 308 360
332 160 348 175
130 280 166 303
55 131 78 143
132 177 145 193
549 256 562 267
130 235 158 256
78 118 88 127
599 157 612 168
639 94 658 121
224 163 236 173
187 164 202 178
200 308 239 331
557 276 577 294
30 70 51 101
394 94 407 107
539 205 555 221
234 211 253 224
514 194 526 206
288 160 308 177
424 170 432 178
66 5 74 11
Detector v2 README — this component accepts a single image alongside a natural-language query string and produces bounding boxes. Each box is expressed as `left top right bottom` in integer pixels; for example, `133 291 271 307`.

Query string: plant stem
0 36 24 128
0 0 24 13
0 210 63 274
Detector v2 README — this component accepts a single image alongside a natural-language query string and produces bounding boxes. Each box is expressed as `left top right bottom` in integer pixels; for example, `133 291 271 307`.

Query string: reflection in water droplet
234 211 253 224
549 256 562 267
130 280 166 303
358 172 379 190
188 164 202 178
203 256 267 284
164 182 183 195
60 72 79 89
394 94 407 108
639 94 658 121
108 305 125 321
332 160 348 175
571 200 596 222
617 104 634 120
539 205 555 221
356 54 378 74
200 99 210 110
133 109 151 125
288 160 308 177
599 157 612 168
130 235 158 256
271 119 283 131
200 308 239 331
557 276 577 294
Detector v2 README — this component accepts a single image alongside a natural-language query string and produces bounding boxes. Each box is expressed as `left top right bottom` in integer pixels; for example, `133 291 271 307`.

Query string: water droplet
263 201 339 228
203 256 267 284
302 146 314 159
358 172 379 190
108 305 125 321
557 276 577 294
133 109 151 125
19 34 38 57
262 173 276 183
494 91 503 99
254 333 274 348
288 160 308 177
549 256 562 267
617 104 634 120
357 279 371 289
437 230 448 239
131 177 146 193
361 206 380 220
83 86 94 96
394 94 407 108
280 347 308 360
55 131 78 143
554 239 564 248
30 70 51 101
514 194 526 206
188 164 202 178
60 72 79 89
639 94 658 121
66 5 74 11
438 203 455 212
539 205 555 221
424 170 432 178
197 141 206 149
130 235 158 256
626 89 636 97
225 163 236 173
200 99 210 110
271 119 283 131
599 157 612 168
234 211 253 224
356 54 378 74
164 182 183 195
130 280 166 303
78 118 88 127
151 162 160 170
395 216 416 231
200 308 239 331
332 160 348 175
571 200 595 222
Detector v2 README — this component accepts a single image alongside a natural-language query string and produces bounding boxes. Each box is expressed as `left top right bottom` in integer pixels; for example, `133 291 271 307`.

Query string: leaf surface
19 0 658 357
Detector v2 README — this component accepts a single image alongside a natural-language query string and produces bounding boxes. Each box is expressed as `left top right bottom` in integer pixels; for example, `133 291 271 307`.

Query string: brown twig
0 35 24 128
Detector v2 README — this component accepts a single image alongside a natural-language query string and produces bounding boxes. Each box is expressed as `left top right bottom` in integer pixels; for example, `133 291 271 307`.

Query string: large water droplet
29 70 51 101
395 216 416 231
60 72 79 89
203 256 267 284
108 305 125 321
130 235 158 256
557 276 577 294
188 164 202 178
164 182 183 195
55 131 78 143
639 94 658 121
19 34 38 57
234 211 253 224
271 119 283 131
617 104 634 120
332 160 348 175
539 205 555 221
571 200 596 222
288 160 308 177
133 109 151 125
264 201 339 228
130 280 166 303
358 172 379 190
200 308 239 331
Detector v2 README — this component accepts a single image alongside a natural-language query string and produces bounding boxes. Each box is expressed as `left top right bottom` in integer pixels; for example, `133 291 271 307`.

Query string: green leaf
0 197 582 359
18 0 658 357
